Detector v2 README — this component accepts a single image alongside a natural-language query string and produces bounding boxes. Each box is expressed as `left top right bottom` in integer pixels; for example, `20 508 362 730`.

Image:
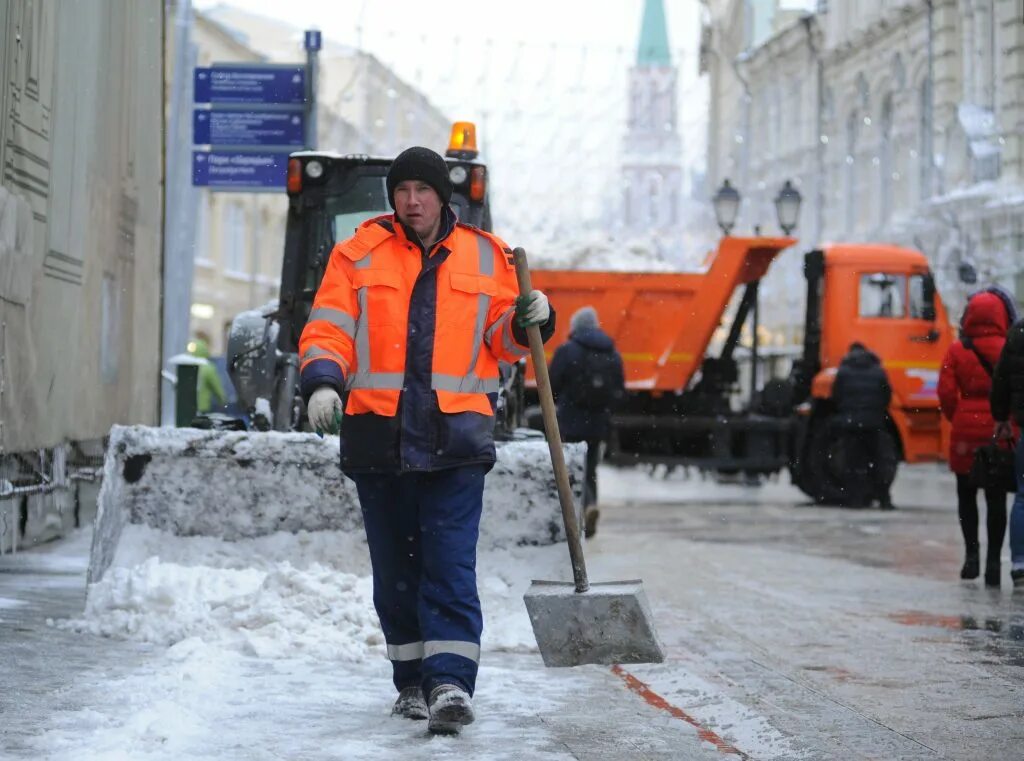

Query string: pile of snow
63 524 570 661
90 426 583 584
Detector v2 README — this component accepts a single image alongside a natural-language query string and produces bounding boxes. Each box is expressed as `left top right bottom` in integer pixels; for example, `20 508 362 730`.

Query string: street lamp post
712 179 741 236
774 180 802 235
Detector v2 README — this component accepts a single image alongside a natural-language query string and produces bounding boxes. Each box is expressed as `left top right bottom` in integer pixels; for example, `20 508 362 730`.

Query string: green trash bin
169 354 204 427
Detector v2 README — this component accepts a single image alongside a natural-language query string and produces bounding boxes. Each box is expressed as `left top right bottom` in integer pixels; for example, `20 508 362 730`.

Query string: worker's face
394 180 442 245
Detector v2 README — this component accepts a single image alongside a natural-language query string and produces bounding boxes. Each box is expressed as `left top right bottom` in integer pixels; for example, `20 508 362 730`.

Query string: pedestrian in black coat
831 342 894 508
991 318 1024 589
549 306 626 537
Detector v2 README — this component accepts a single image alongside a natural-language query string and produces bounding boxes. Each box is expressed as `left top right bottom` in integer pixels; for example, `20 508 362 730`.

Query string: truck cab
790 244 953 502
226 123 496 431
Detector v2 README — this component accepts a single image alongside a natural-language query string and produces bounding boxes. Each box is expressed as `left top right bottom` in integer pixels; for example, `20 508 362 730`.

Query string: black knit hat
386 146 453 209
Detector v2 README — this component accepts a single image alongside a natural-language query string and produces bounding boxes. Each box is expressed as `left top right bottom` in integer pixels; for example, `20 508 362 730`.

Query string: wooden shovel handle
512 248 590 593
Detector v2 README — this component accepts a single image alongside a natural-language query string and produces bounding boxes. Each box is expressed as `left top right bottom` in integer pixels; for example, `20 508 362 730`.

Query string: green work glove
309 387 343 435
515 289 551 328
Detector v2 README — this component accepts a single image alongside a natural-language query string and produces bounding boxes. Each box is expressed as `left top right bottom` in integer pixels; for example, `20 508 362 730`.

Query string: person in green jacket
188 338 226 413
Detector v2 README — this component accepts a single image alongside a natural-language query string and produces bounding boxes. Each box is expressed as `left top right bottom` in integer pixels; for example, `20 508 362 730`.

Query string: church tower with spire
622 0 683 234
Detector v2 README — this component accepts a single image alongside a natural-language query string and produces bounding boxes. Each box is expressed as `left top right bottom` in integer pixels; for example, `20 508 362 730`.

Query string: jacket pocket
352 269 403 326
449 271 498 296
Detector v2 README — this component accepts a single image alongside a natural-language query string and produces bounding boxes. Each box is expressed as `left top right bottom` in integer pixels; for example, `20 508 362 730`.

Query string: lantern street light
774 179 802 235
712 179 741 236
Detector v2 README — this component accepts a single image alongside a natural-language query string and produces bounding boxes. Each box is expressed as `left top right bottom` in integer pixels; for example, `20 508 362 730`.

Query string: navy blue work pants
351 465 487 697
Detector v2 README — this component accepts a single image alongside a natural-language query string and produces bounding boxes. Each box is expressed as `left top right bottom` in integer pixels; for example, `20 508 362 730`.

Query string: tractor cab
226 122 497 431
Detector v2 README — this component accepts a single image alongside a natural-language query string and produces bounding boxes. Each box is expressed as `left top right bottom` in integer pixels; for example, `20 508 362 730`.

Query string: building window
845 111 859 234
223 202 247 275
919 80 932 202
977 0 996 109
791 76 804 150
879 94 893 227
195 194 212 267
771 85 782 156
100 272 120 383
648 175 660 226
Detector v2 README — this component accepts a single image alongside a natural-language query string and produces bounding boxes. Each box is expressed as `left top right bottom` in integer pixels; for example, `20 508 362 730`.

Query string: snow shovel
514 248 666 668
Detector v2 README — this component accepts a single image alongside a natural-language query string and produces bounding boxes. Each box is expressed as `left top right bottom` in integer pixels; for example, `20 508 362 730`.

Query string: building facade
702 0 1024 330
1 0 164 549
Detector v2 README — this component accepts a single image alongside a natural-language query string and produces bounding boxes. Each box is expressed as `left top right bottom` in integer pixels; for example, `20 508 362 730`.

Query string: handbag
969 438 1017 493
963 338 1018 492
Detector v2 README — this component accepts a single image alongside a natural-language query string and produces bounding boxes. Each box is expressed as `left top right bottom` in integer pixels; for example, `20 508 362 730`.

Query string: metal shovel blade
524 580 666 667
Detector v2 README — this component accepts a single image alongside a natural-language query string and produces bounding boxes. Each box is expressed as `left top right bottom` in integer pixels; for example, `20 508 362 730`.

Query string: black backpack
571 349 623 411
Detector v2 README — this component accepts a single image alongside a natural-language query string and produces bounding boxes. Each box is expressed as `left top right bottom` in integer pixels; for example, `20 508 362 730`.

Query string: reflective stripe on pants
352 465 487 696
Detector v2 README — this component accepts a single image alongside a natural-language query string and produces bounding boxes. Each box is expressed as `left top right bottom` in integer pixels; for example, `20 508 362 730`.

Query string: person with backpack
549 306 625 538
939 289 1013 587
831 342 894 509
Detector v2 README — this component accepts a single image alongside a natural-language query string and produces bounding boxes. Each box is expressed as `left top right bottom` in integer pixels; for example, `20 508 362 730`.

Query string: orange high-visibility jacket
299 215 529 420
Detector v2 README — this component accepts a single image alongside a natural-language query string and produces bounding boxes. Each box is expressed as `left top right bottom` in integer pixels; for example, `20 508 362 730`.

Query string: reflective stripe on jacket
298 213 536 471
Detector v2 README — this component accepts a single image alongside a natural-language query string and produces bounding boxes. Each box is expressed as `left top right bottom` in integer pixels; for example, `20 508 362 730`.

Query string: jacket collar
394 206 457 255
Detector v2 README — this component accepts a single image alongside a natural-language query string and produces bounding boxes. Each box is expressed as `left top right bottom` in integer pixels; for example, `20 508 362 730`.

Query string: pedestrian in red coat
939 290 1012 586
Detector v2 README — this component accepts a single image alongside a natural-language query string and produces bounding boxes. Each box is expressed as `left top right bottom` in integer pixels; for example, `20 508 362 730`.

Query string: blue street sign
194 65 306 105
192 151 290 189
304 29 322 52
193 110 305 147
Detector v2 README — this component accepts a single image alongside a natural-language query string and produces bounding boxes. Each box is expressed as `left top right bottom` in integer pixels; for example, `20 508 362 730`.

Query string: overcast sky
193 0 707 246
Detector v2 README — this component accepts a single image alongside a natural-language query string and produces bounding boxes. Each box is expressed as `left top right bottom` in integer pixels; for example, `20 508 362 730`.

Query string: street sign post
192 41 320 191
193 65 306 105
192 110 305 148
191 151 290 190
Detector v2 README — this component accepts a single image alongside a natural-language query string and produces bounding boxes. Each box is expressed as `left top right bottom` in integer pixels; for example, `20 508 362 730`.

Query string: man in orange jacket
298 146 555 734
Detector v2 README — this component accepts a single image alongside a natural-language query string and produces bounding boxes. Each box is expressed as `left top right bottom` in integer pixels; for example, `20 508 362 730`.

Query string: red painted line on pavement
611 665 748 758
888 610 963 629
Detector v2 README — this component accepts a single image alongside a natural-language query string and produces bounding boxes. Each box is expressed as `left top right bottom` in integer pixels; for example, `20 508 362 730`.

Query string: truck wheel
802 420 898 505
802 419 850 504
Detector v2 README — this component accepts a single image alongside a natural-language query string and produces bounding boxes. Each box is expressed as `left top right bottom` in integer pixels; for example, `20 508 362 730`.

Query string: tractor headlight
449 165 468 185
305 160 324 179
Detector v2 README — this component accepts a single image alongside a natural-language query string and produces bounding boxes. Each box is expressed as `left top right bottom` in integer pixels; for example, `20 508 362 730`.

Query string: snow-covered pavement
3 464 1023 759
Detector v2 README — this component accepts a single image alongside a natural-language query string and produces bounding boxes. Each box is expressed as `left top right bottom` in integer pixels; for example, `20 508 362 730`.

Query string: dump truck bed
530 237 795 391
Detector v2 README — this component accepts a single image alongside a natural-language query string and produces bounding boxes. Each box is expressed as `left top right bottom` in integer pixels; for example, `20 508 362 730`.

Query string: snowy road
2 464 1023 759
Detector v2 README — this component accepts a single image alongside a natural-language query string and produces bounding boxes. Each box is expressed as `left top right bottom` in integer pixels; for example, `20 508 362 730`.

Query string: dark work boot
391 686 428 720
427 684 474 735
984 556 1001 588
960 549 980 580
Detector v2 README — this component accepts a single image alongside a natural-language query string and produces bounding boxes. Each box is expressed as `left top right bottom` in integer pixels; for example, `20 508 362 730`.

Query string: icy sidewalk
23 646 728 760
4 521 739 760
15 461 1019 759
593 463 1024 759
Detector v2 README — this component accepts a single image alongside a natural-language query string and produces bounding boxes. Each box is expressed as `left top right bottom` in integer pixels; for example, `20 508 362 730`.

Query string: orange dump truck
528 237 953 503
